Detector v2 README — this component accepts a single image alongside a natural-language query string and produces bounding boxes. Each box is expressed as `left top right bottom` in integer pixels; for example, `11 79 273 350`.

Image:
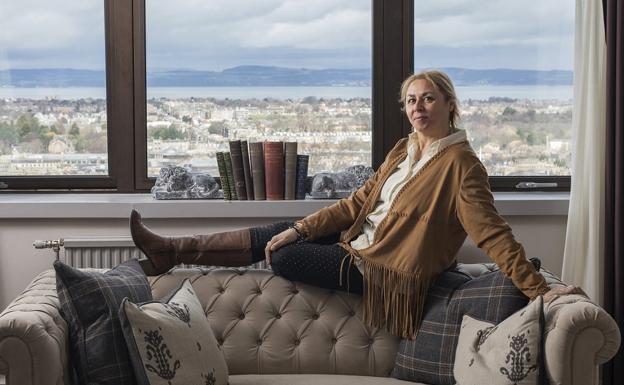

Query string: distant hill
0 66 572 87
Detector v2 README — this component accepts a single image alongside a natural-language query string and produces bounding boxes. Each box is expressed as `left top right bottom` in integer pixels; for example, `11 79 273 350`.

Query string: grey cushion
54 258 152 385
391 265 532 385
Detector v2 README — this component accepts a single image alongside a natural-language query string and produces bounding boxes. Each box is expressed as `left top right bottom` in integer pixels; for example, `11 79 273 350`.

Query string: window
414 0 574 189
142 0 372 179
0 1 108 178
1 0 567 192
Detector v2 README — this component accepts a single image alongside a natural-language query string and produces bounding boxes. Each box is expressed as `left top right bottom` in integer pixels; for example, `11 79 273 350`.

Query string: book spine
249 142 266 200
223 152 238 200
295 154 309 200
240 140 254 200
284 142 298 200
229 140 247 200
264 141 284 200
216 152 231 200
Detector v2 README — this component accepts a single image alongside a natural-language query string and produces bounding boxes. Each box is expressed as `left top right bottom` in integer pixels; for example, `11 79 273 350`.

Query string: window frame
0 0 571 193
0 0 133 191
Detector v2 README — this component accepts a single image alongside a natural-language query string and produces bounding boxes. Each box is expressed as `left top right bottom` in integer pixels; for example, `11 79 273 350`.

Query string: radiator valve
33 239 64 260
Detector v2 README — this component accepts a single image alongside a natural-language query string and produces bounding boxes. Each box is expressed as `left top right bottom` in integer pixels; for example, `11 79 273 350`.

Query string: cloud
0 0 105 70
420 0 574 71
143 0 372 70
1 0 574 71
413 0 574 69
232 9 370 50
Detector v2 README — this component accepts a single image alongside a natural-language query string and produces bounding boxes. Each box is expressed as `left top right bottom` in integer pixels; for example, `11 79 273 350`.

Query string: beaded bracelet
289 225 305 242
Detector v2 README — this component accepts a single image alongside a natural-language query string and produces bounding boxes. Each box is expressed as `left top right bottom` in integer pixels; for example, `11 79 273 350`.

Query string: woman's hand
543 285 587 303
265 228 299 264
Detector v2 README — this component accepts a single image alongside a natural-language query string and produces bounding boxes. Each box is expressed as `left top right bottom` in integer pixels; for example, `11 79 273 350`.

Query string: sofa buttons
257 339 262 346
294 339 300 346
239 313 245 320
348 310 355 316
275 314 281 319
368 338 374 344
292 289 299 294
218 288 225 294
217 338 224 345
256 288 262 294
331 338 337 344
312 314 319 320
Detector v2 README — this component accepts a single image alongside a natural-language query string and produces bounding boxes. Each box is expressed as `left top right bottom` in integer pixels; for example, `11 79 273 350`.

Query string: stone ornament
151 166 223 199
309 164 374 199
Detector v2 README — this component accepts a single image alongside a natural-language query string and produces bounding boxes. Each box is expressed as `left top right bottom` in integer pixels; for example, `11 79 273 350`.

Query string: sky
0 0 574 72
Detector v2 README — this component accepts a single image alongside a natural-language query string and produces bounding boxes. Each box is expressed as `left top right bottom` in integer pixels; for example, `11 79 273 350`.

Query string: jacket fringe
361 258 431 339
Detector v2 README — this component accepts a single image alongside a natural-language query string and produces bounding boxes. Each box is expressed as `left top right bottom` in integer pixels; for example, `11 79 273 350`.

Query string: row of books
216 140 309 200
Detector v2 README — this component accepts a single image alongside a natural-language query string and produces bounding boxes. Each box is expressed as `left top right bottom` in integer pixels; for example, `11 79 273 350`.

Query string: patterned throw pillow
119 279 229 385
391 268 531 385
54 258 153 385
454 297 544 385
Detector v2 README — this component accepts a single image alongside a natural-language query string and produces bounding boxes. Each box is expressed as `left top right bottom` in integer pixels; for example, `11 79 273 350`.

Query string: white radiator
62 237 142 268
33 236 268 269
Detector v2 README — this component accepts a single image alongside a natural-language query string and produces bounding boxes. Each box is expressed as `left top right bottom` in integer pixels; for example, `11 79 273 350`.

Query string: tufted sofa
0 264 620 385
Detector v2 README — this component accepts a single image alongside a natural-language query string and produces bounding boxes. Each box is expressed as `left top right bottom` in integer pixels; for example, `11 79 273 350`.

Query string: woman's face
404 79 452 137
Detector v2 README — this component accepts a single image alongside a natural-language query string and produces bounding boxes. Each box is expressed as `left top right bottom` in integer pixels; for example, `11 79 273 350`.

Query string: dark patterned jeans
249 222 364 294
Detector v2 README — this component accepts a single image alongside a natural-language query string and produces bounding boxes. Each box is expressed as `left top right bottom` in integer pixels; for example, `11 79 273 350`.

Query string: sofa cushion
148 268 401 376
120 279 228 385
54 259 153 385
454 297 544 385
391 267 531 385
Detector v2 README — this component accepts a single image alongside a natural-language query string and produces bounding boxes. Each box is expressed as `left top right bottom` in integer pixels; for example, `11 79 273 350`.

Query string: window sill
0 192 569 219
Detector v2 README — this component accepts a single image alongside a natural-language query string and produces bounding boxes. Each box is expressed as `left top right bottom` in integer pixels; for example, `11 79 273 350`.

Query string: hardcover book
264 141 284 200
223 152 238 200
248 141 266 200
284 142 298 200
229 140 247 200
295 154 310 200
241 140 254 200
216 152 231 200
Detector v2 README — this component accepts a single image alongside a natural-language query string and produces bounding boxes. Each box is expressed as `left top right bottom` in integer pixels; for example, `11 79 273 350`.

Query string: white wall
0 214 568 311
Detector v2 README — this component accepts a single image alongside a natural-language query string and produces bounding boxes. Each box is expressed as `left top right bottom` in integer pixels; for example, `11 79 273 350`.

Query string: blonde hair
399 70 460 129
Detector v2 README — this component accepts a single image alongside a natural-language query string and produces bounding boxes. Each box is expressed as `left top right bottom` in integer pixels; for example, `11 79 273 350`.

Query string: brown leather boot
130 210 253 275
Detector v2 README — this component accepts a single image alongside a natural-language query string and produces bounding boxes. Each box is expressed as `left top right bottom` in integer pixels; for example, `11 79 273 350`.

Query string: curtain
561 0 606 303
603 0 624 383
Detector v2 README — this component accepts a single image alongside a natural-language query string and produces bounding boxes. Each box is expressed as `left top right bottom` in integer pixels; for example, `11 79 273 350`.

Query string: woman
131 70 582 339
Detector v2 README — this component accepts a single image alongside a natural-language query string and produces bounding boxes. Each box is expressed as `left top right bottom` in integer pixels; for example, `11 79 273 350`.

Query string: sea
0 85 574 101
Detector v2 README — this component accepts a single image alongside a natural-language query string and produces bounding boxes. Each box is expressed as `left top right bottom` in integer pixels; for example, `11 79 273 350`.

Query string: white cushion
454 296 543 385
120 279 228 385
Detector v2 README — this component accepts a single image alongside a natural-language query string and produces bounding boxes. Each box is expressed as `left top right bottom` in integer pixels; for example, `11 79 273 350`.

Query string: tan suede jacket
297 137 550 301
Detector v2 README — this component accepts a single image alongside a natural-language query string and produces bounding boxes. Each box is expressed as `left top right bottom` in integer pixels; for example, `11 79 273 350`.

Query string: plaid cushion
391 267 531 385
54 259 153 385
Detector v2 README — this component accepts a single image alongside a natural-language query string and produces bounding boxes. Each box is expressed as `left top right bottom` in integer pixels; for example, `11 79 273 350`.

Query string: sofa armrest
543 294 621 385
0 270 69 385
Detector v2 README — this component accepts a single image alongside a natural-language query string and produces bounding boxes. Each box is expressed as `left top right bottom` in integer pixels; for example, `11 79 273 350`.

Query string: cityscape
0 91 572 178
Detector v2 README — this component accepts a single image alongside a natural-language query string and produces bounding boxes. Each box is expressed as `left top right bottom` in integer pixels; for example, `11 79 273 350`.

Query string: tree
69 123 80 137
17 114 42 142
0 122 18 154
207 121 228 136
150 125 185 140
502 106 517 116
